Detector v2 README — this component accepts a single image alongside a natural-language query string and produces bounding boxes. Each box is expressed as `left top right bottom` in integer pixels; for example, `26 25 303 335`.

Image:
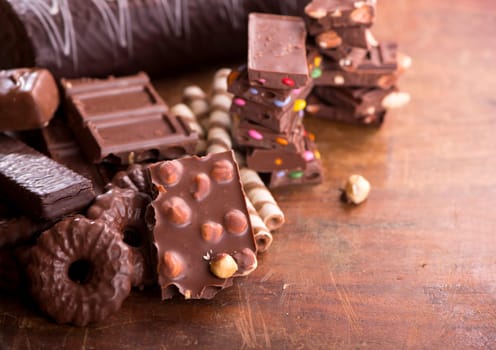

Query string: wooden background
2 0 496 349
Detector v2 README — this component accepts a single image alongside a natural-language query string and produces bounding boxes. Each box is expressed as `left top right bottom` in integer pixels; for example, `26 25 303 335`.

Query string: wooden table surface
2 1 496 349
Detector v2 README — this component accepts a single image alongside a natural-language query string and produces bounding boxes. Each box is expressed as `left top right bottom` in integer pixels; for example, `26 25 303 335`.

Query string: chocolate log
0 0 311 79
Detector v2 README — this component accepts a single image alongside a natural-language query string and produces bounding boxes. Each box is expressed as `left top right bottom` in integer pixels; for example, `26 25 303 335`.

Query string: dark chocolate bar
0 0 310 79
248 13 309 90
62 73 198 164
0 134 95 220
0 68 59 131
306 95 386 126
313 86 395 116
232 113 305 152
148 151 257 300
269 135 323 188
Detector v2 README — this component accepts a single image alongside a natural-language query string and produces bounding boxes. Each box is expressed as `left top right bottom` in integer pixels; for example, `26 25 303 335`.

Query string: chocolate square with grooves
0 134 95 220
248 13 309 90
148 151 256 300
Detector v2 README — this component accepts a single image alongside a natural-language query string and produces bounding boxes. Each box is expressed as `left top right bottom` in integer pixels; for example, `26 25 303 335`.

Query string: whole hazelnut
344 174 370 205
209 253 238 279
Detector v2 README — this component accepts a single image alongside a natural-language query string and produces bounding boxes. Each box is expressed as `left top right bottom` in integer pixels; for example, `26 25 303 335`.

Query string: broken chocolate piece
248 13 309 90
0 68 59 131
148 151 257 300
0 134 95 220
62 73 198 164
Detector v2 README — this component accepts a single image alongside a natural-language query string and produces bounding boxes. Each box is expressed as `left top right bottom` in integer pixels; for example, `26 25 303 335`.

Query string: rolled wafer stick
206 126 232 154
170 103 207 155
240 168 285 231
245 196 273 253
183 85 210 130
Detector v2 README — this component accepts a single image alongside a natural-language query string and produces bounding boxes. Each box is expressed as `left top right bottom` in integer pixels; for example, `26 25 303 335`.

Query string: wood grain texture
2 0 496 348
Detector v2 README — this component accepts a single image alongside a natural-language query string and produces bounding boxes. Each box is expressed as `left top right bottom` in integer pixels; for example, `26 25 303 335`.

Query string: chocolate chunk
148 151 257 300
27 215 133 326
0 134 95 220
62 73 198 164
246 146 308 172
248 13 309 90
0 68 59 131
306 95 387 126
269 135 323 188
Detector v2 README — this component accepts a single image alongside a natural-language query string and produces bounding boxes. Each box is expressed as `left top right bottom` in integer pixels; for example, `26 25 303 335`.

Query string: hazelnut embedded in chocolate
316 30 342 49
159 160 183 186
162 197 192 226
162 251 183 279
192 173 211 201
209 253 238 279
201 221 224 242
350 5 373 24
224 209 248 235
210 159 234 183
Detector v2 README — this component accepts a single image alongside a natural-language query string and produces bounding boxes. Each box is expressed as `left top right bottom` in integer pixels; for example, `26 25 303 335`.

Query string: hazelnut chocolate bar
0 134 95 220
148 151 257 300
315 27 372 50
248 13 309 90
306 95 386 127
0 68 59 131
313 85 396 116
62 73 198 164
304 0 376 34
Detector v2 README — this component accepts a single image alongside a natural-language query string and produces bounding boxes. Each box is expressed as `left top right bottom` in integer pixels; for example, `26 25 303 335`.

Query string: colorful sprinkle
275 137 288 146
314 56 322 67
258 78 266 85
248 129 263 140
233 98 246 106
273 96 291 107
282 77 295 87
314 150 321 160
249 88 259 95
276 171 286 178
275 158 283 166
292 88 302 95
303 150 314 162
293 99 307 112
308 132 316 142
298 110 305 118
311 67 322 79
289 171 304 179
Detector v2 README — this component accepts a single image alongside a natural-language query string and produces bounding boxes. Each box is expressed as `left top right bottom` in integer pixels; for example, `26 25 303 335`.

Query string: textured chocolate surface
248 13 309 90
27 215 132 326
148 151 257 300
0 0 311 79
87 188 154 288
0 68 59 131
62 73 198 164
306 95 386 126
0 134 95 220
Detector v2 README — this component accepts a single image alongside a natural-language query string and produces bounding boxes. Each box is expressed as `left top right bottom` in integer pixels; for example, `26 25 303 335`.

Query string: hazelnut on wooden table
344 174 371 205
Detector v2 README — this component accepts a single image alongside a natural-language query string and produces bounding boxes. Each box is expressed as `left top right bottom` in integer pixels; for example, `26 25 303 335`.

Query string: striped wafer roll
170 103 207 155
207 126 232 154
245 196 273 253
240 168 285 231
183 85 210 130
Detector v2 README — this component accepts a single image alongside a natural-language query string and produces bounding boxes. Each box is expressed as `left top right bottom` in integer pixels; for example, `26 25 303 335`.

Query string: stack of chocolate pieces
304 0 410 126
228 13 323 188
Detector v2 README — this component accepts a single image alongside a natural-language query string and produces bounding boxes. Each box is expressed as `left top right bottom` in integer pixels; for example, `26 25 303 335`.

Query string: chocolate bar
0 0 310 79
232 113 305 152
62 73 198 164
304 0 376 33
40 116 111 194
246 146 308 172
310 43 399 88
315 27 370 50
148 151 257 299
306 95 386 126
248 13 309 90
269 136 323 188
0 134 95 220
0 68 59 131
313 86 395 116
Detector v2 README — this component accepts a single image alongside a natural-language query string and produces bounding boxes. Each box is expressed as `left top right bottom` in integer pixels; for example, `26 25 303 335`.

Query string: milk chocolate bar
248 13 309 90
232 113 305 152
313 86 395 116
306 96 386 126
0 68 59 131
305 0 376 34
62 73 198 164
40 116 111 194
0 134 95 220
246 146 308 172
310 43 399 88
269 136 323 188
148 151 257 300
